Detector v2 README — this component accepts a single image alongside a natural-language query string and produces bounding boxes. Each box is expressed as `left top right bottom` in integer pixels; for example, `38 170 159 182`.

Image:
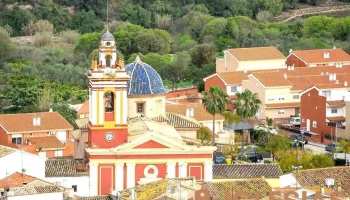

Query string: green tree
53 103 78 129
200 18 227 41
224 111 241 163
2 7 35 36
302 16 334 38
266 135 291 161
119 4 152 28
164 51 191 91
234 89 262 159
0 27 16 64
113 23 145 56
134 29 171 55
70 10 103 34
74 32 101 56
339 140 350 161
202 86 229 145
190 43 216 68
197 126 212 145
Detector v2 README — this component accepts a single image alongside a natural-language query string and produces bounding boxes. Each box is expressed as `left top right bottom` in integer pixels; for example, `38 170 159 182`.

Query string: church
86 31 216 196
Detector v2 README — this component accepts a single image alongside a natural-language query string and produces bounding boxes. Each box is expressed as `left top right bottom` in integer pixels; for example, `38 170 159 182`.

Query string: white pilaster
91 90 97 125
204 161 213 182
115 163 124 191
122 89 128 124
116 89 121 125
126 163 136 189
178 162 187 178
89 163 98 196
99 90 104 125
89 88 92 122
166 162 176 178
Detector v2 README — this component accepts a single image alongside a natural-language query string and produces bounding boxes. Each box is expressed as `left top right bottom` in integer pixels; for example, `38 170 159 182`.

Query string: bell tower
87 31 130 148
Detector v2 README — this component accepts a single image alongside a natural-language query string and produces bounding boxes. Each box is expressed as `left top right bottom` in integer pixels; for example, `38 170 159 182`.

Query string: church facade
86 31 216 196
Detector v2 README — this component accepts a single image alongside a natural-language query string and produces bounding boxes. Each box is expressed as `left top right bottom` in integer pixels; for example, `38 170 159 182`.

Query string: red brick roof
78 100 89 115
327 100 346 107
217 72 249 85
291 48 350 64
228 46 285 61
265 102 300 108
327 116 345 122
0 112 73 133
0 172 37 188
251 71 292 87
27 136 65 150
165 103 224 121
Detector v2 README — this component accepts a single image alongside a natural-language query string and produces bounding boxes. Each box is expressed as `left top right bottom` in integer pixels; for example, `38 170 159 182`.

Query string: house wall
177 130 197 140
326 107 345 118
8 192 64 200
166 88 198 99
223 51 240 72
286 54 307 68
265 108 297 119
216 58 225 73
300 88 329 135
226 85 242 96
346 102 350 137
237 59 285 71
45 176 90 197
204 75 226 92
242 76 265 119
0 150 46 180
319 88 350 101
265 87 299 104
128 95 166 119
212 178 280 188
200 120 224 133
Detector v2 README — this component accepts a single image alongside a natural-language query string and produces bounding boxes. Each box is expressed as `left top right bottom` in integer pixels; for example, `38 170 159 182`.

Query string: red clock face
105 132 114 142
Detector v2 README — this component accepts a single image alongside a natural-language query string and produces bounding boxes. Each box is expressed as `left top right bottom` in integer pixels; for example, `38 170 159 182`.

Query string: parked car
214 152 227 164
325 143 342 152
289 134 308 144
238 151 264 163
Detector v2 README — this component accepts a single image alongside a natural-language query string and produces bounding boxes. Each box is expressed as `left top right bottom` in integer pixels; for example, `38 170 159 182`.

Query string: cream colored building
216 46 286 73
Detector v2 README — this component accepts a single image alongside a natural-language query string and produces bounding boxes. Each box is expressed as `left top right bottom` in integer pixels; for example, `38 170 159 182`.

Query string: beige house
216 46 286 73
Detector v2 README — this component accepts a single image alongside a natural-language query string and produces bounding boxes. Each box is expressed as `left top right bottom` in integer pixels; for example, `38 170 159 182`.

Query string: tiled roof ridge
166 112 201 128
0 111 58 116
228 46 277 50
295 166 350 173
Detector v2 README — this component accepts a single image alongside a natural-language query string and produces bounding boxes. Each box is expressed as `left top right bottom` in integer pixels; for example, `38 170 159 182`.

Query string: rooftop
227 46 285 61
0 172 37 188
207 179 272 200
294 166 350 196
45 156 89 177
291 48 350 64
213 164 283 179
326 116 345 122
6 185 63 196
327 100 346 107
78 100 89 115
0 145 15 158
217 72 249 85
27 136 65 151
0 112 73 134
251 71 292 87
165 113 201 129
165 103 224 122
265 102 300 109
76 196 111 200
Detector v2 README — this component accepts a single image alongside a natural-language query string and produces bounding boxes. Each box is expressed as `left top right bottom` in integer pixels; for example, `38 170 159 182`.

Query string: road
304 142 348 160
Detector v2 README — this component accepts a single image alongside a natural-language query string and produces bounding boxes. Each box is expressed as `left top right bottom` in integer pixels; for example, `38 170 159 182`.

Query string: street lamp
292 165 303 189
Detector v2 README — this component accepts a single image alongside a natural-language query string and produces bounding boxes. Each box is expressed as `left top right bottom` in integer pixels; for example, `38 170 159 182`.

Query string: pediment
134 140 169 149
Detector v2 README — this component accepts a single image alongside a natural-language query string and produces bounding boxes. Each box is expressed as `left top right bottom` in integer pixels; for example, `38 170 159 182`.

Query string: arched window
105 92 114 112
106 55 111 67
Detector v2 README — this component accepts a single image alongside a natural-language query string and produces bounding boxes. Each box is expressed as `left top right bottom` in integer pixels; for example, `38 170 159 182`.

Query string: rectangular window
293 95 299 99
278 110 285 114
313 121 317 128
72 185 77 192
137 103 144 114
11 137 22 145
321 91 331 97
279 94 285 101
331 109 338 114
230 86 237 93
268 95 275 101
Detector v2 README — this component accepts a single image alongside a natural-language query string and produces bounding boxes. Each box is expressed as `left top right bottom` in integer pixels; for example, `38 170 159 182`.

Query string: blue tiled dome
125 56 168 96
101 31 115 41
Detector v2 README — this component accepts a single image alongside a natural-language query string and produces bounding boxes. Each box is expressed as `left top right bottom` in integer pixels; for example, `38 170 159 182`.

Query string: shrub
34 32 53 47
34 20 54 34
256 11 273 23
58 30 80 45
22 21 35 36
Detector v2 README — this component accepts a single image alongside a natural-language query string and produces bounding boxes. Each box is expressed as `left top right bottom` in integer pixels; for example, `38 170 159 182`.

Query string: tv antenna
106 1 109 31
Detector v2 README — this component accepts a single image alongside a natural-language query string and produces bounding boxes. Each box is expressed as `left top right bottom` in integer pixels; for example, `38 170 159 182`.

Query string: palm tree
234 89 262 160
202 86 229 145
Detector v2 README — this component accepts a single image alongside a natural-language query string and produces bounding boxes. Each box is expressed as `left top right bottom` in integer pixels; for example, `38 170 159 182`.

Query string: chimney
326 72 329 75
321 184 325 194
344 81 348 87
186 108 190 117
36 117 41 126
289 49 293 54
32 118 37 126
23 182 27 186
284 74 287 79
335 80 339 84
329 74 333 81
337 182 341 192
321 72 324 75
339 63 343 68
333 73 337 80
244 69 247 73
287 66 291 71
324 52 328 59
192 177 196 187
190 108 194 117
49 108 53 112
291 65 294 71
333 46 336 49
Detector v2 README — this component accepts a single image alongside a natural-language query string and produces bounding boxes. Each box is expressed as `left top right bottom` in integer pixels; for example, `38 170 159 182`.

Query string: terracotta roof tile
0 145 15 158
213 164 282 179
294 166 350 196
165 113 201 129
75 118 89 129
327 100 346 107
291 48 350 64
207 179 272 200
45 157 89 177
0 172 37 188
0 112 73 133
265 102 300 108
252 71 292 87
9 185 62 196
76 196 111 200
78 100 89 115
326 116 345 122
166 103 224 121
27 136 65 150
217 72 249 85
228 46 285 61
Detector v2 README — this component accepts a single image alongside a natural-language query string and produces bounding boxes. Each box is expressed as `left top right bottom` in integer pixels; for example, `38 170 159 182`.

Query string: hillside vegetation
0 0 350 118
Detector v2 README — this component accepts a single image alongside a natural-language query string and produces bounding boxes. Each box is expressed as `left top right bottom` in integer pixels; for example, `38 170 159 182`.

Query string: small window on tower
137 103 144 114
106 55 111 67
105 92 114 112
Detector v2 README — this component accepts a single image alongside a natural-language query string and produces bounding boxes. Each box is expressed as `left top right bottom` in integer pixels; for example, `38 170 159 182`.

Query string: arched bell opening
104 91 115 121
105 55 112 67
